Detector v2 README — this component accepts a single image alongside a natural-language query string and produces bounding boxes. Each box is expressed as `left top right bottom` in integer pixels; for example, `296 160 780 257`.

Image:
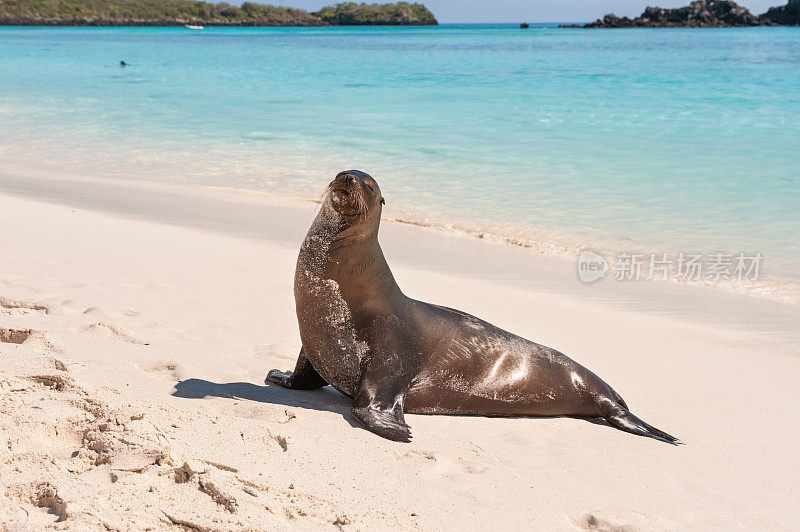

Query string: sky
255 0 782 23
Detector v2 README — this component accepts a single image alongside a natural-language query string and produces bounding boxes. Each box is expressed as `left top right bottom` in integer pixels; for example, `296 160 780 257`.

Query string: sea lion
267 170 680 444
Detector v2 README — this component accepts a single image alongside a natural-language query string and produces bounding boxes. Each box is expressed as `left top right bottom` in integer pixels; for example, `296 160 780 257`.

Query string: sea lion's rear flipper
605 405 682 445
266 348 328 390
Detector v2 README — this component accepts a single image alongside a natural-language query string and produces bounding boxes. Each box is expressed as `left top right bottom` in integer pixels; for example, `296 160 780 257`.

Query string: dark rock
761 0 800 25
568 0 780 28
520 22 529 28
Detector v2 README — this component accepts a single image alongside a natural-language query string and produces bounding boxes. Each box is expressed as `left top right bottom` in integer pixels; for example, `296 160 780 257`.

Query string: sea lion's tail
604 393 682 445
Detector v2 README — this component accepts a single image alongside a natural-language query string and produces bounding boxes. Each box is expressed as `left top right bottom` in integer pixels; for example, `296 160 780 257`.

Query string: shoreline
2 158 798 308
1 174 799 529
1 164 799 350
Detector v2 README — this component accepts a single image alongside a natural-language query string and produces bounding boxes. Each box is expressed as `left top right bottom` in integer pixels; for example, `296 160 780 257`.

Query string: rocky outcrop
563 0 799 28
584 1 759 27
0 0 437 27
313 2 437 26
761 0 800 25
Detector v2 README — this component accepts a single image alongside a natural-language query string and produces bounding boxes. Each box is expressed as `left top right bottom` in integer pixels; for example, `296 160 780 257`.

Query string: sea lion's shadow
172 378 616 434
172 378 362 428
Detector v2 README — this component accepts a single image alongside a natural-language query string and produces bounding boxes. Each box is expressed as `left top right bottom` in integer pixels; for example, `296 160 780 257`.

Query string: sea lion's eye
365 183 374 193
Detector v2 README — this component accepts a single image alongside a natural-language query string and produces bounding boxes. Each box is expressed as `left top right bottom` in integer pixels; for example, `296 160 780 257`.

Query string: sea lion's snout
328 170 384 217
333 172 356 196
329 172 359 211
333 170 361 192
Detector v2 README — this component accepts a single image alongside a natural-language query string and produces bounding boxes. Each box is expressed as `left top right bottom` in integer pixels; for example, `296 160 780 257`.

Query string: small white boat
184 25 204 30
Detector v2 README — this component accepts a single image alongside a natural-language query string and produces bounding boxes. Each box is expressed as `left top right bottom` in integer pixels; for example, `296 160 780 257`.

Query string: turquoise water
1 25 799 282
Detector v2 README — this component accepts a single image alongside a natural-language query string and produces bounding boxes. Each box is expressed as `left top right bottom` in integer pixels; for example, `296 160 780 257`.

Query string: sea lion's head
326 170 385 223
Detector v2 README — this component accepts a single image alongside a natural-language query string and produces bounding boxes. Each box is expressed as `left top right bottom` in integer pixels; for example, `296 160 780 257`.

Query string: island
560 0 800 28
0 0 438 27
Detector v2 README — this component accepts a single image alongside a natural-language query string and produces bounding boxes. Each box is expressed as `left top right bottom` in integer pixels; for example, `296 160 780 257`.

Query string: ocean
1 24 799 296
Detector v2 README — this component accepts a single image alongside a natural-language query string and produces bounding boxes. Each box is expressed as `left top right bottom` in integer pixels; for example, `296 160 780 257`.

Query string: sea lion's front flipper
351 332 413 442
266 348 328 390
351 391 411 442
351 318 417 442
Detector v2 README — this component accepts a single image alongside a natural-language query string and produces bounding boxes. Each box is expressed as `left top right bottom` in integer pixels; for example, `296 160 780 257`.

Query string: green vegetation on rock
0 0 437 26
314 2 436 25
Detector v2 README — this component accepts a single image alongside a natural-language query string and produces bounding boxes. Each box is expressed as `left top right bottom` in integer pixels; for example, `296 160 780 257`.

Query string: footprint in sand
139 361 185 381
26 374 75 392
0 327 54 351
253 344 296 363
0 327 68 369
83 306 139 319
30 482 69 523
399 450 437 462
572 511 641 531
0 297 56 316
79 322 147 345
398 445 495 477
197 474 238 513
0 328 36 345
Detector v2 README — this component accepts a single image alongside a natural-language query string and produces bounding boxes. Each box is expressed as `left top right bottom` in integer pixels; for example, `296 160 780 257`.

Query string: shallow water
1 24 799 287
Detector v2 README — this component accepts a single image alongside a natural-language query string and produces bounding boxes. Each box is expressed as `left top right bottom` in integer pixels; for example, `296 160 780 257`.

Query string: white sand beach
1 169 799 530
